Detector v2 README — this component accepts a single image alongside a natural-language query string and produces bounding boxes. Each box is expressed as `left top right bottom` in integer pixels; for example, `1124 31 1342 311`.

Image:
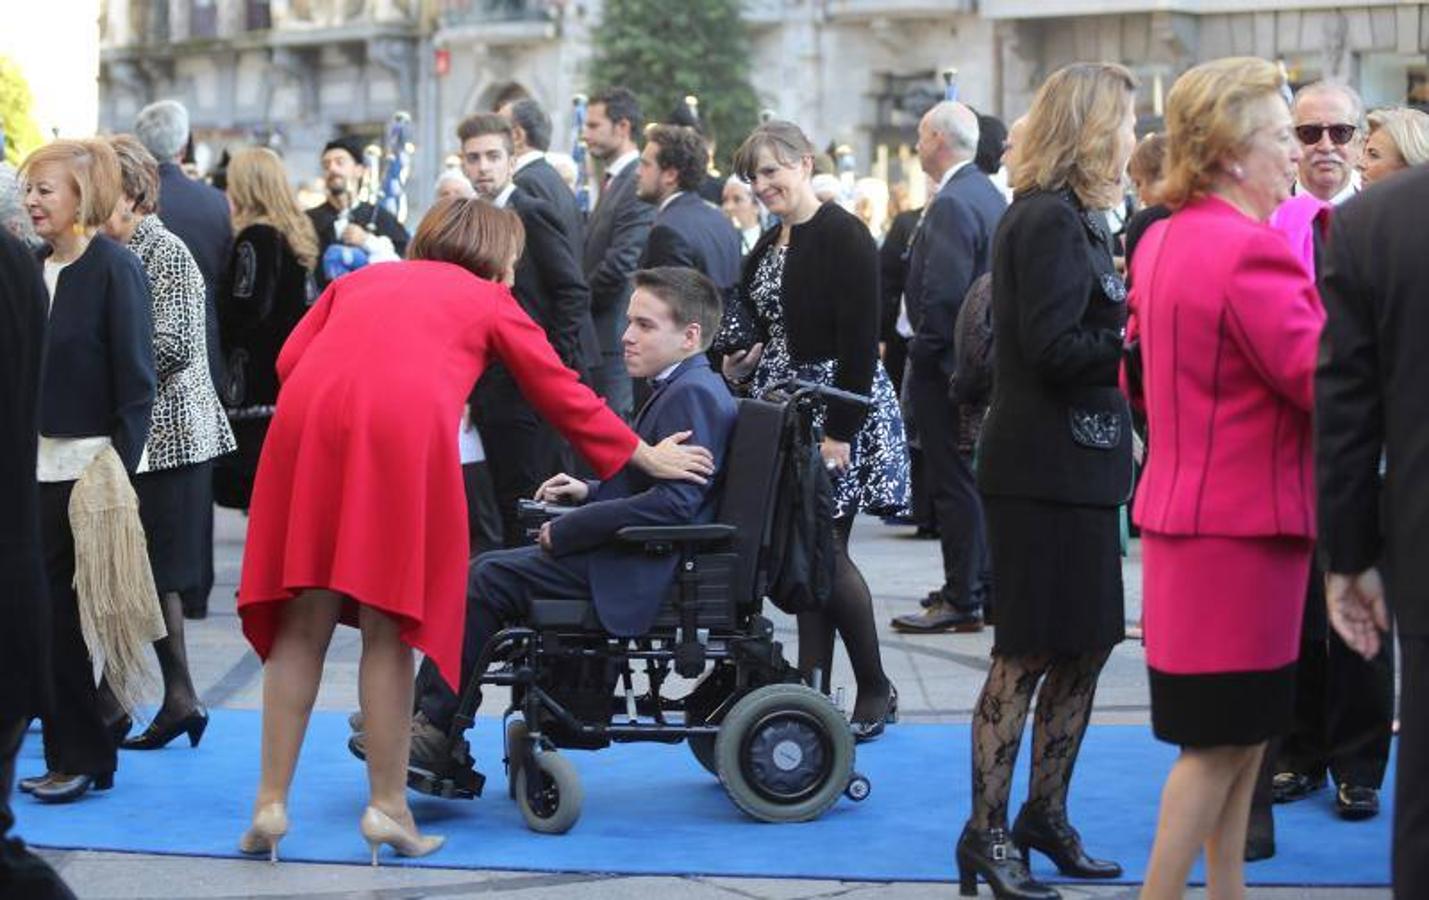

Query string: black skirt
984 495 1125 655
1149 664 1297 747
135 461 211 594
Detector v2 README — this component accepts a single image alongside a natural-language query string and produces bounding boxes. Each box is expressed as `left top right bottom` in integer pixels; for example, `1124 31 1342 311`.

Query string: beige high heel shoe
237 803 289 864
359 805 445 867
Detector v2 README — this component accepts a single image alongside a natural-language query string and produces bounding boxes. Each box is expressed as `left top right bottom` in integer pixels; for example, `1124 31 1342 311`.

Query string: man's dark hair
506 98 553 152
633 267 723 351
456 113 514 154
974 114 1008 175
645 125 706 193
591 87 643 138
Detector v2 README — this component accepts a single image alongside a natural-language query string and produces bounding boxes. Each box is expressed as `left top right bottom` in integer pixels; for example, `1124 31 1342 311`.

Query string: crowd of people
0 56 1427 900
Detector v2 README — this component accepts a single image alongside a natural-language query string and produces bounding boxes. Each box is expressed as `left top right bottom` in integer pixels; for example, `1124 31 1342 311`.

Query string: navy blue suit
415 354 736 727
638 192 742 301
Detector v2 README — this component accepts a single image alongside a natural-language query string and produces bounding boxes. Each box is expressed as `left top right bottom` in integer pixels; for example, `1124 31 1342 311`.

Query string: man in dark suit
892 101 1006 634
306 135 410 292
499 97 585 249
1317 165 1429 900
399 267 736 774
635 124 741 300
582 87 654 419
135 99 234 620
459 113 594 546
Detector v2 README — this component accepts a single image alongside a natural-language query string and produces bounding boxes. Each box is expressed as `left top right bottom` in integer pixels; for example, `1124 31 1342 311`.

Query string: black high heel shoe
121 706 209 750
850 683 899 743
1011 802 1122 879
955 824 1060 900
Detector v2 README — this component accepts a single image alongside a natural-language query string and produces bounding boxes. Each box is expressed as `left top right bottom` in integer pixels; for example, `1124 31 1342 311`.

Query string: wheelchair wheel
714 683 854 823
687 734 719 777
513 751 583 834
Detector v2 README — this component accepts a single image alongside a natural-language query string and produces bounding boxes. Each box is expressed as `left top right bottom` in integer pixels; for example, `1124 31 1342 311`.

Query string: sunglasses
1294 124 1357 146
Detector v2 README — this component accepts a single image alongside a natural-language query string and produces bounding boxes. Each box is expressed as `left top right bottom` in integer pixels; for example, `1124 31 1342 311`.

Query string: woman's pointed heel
359 806 445 868
238 803 289 865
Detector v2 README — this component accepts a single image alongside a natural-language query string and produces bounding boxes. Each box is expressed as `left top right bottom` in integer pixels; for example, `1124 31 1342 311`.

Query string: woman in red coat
1129 58 1325 898
234 198 712 864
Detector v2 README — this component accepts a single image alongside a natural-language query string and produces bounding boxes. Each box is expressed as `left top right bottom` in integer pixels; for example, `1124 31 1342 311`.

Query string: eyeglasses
1294 123 1357 146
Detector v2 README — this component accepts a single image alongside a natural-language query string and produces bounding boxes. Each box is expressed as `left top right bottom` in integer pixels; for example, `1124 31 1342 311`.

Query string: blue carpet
13 709 1391 885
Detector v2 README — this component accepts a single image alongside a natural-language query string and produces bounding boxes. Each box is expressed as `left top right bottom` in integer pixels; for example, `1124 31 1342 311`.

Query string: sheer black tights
969 647 1112 830
797 515 891 723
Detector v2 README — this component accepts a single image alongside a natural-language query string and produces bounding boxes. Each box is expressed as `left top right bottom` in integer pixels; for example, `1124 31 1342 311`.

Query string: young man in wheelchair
352 266 738 780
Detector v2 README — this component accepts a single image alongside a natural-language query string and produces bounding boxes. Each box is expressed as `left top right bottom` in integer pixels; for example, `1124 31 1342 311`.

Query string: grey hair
0 162 37 245
1293 81 1366 129
134 99 190 161
1367 107 1429 167
926 101 980 155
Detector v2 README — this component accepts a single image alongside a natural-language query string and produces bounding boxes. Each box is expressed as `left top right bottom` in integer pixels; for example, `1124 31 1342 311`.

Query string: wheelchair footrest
407 762 486 800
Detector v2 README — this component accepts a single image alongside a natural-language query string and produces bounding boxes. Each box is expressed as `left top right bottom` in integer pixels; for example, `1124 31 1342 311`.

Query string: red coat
1128 195 1325 538
237 261 638 687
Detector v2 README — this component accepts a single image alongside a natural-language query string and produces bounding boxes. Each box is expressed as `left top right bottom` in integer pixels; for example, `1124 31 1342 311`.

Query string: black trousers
462 462 504 557
473 380 568 549
415 546 591 732
37 482 114 777
1278 560 1394 788
907 368 988 609
1395 633 1429 900
0 720 77 900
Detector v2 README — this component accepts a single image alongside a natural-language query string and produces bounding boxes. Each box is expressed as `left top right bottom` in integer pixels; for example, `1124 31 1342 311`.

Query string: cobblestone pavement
27 509 1390 899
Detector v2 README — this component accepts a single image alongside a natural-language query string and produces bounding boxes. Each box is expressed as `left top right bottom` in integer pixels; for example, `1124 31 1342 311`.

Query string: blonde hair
227 147 319 271
1012 63 1138 209
19 139 124 232
1160 57 1286 210
107 134 160 216
1367 107 1429 168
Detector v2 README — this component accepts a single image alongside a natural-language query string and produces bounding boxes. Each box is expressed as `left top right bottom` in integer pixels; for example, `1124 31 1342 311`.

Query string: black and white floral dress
734 246 910 519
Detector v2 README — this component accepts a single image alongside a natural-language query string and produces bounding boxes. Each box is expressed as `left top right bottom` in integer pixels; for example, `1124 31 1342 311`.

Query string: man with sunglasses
1292 82 1364 204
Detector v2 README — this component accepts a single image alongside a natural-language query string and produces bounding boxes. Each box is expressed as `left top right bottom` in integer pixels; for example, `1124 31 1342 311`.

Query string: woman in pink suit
1129 58 1326 899
233 198 712 865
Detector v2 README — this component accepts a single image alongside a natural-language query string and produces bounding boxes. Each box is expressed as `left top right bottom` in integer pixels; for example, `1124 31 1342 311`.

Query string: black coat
737 202 880 441
1317 166 1429 636
156 161 232 385
583 164 654 356
977 189 1132 508
638 191 742 298
0 230 49 723
218 224 312 409
306 201 410 291
38 235 157 472
508 188 595 376
879 207 920 343
516 156 584 252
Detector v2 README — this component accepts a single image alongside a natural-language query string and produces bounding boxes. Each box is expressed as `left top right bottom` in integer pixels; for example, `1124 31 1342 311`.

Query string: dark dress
977 189 1132 655
215 224 313 509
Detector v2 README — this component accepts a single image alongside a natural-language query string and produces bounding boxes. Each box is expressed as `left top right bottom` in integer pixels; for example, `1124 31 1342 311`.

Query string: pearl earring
1231 164 1246 181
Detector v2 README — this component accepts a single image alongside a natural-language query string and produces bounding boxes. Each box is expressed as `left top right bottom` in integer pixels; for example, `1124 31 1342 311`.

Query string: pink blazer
1128 195 1325 538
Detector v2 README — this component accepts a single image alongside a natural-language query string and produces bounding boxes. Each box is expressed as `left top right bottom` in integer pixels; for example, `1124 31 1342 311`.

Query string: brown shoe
891 603 984 633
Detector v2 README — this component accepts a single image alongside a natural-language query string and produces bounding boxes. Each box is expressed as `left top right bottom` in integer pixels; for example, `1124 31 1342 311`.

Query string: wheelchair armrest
615 524 736 546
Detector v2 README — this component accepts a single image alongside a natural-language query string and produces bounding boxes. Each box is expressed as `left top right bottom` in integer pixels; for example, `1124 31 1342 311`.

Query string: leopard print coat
127 215 236 471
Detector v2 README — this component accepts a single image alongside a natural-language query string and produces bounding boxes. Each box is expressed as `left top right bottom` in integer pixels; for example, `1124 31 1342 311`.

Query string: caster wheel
845 773 871 802
513 751 583 834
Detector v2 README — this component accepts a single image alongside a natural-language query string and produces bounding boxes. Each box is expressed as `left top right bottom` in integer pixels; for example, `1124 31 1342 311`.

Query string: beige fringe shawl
68 446 166 715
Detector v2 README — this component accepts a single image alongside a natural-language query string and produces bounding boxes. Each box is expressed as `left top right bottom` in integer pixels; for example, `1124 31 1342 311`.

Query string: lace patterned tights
969 648 1112 830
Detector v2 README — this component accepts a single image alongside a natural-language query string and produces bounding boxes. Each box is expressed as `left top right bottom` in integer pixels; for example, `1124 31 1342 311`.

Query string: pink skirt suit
1128 196 1326 746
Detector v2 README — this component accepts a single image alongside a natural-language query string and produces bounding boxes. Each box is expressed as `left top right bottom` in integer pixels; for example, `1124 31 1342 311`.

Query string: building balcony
436 0 557 44
980 0 1388 18
824 0 974 20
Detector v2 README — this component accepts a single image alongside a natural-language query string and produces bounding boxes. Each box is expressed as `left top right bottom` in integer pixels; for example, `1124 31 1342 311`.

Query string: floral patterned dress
730 246 910 519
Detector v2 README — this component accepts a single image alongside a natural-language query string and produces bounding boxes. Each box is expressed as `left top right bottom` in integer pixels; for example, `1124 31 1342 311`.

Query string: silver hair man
134 99 191 162
924 100 981 156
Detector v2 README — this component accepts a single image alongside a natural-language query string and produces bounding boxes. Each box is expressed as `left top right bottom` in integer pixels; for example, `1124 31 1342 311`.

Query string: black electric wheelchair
411 380 874 834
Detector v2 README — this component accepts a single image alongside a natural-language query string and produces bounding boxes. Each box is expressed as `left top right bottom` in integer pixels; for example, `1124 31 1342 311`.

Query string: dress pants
1278 560 1394 789
415 546 592 732
0 720 77 900
462 462 504 557
37 482 114 778
1395 633 1429 900
473 374 568 549
907 367 988 609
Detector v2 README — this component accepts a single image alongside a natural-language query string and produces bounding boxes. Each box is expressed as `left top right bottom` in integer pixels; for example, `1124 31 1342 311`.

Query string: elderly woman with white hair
1359 106 1429 187
433 168 475 203
0 162 38 245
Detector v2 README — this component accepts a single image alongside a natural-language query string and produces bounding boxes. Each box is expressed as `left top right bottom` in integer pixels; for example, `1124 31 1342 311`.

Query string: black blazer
516 156 584 251
906 165 1007 378
508 188 594 376
736 202 880 441
156 161 231 384
306 201 410 291
976 189 1132 507
37 235 156 473
218 224 312 410
0 229 50 722
1317 166 1429 635
879 207 920 342
583 163 654 354
638 191 742 298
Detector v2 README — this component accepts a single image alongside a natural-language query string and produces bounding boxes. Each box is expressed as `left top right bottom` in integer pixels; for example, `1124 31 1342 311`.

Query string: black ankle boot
955 823 1061 899
1011 802 1122 879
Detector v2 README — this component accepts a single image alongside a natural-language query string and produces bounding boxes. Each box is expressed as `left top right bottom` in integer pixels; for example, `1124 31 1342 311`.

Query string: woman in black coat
719 121 909 740
955 65 1140 899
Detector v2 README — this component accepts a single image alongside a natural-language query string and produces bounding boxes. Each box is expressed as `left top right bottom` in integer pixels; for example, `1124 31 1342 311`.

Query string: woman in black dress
956 64 1140 899
216 147 319 510
719 121 909 740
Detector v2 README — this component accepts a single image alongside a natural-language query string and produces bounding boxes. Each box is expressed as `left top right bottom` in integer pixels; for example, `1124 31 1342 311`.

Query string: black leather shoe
1011 803 1122 879
892 603 984 634
920 590 940 609
18 772 54 794
32 772 113 804
121 707 208 750
956 824 1060 899
851 684 899 743
1335 784 1380 821
1271 771 1324 804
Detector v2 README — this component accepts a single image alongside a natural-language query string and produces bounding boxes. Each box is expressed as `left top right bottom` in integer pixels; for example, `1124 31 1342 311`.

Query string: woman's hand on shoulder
632 431 714 484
